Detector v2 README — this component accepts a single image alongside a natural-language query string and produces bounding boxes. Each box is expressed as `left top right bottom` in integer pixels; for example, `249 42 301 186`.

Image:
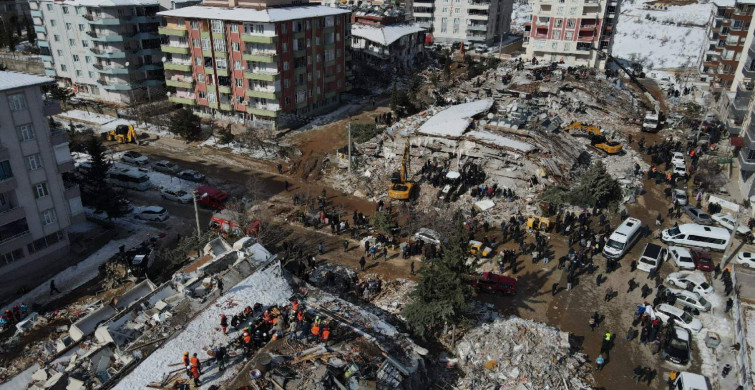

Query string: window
553 31 561 40
65 22 72 30
195 56 202 66
27 154 43 171
455 8 460 13
76 70 82 77
8 93 26 112
85 56 91 63
283 61 289 71
254 24 264 34
207 91 216 103
33 182 49 199
734 20 743 30
46 4 52 10
230 24 238 33
233 60 241 69
215 57 227 69
325 49 334 62
213 38 226 51
211 20 224 33
61 65 67 71
78 24 85 31
69 39 75 46
0 161 11 180
232 42 239 51
282 42 288 53
569 7 576 15
201 37 210 50
567 19 575 28
16 124 34 141
82 40 89 48
41 209 57 226
198 91 206 99
236 78 243 87
56 50 63 56
1 248 25 267
53 34 60 42
88 71 94 78
325 16 334 27
565 31 573 40
442 7 447 12
557 7 564 15
197 73 205 82
62 6 69 13
50 20 56 27
190 20 199 29
284 79 290 88
193 38 200 47
72 54 80 61
281 24 287 34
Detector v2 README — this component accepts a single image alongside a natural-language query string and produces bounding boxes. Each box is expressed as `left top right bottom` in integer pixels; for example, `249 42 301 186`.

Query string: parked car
469 272 516 294
637 243 667 273
666 271 714 296
135 206 169 221
711 213 750 235
671 152 685 166
654 303 703 332
690 248 715 272
736 251 755 268
683 206 712 225
121 151 149 165
469 240 492 257
663 326 692 365
414 228 442 246
153 160 180 174
196 185 229 210
667 246 696 270
177 169 206 183
673 163 687 176
160 187 192 203
672 189 688 206
665 287 712 312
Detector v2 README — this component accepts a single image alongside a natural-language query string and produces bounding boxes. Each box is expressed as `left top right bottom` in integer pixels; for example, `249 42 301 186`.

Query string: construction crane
388 139 415 200
107 124 137 144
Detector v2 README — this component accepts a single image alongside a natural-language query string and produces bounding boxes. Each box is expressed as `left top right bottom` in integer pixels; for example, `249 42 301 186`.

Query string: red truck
196 185 228 210
210 210 260 238
469 272 517 294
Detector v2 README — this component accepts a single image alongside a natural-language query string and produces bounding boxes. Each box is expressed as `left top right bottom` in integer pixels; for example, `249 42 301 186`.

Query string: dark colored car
470 272 517 294
177 169 206 183
690 248 715 272
664 326 691 366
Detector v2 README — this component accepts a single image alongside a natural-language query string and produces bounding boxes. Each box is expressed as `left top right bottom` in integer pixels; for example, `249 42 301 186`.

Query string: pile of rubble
455 316 594 389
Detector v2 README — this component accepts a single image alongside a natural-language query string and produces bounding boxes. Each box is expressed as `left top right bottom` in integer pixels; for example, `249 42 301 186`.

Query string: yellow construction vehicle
526 216 551 231
107 124 137 144
388 139 415 200
590 135 623 155
565 121 602 137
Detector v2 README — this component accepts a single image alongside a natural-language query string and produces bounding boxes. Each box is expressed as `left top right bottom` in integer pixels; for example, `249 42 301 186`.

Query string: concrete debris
455 316 594 389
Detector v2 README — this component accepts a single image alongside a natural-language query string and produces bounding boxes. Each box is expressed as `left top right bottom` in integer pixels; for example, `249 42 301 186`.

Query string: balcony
468 0 490 8
50 130 68 146
217 85 231 94
93 63 130 74
246 105 279 117
34 25 46 34
244 71 280 81
161 44 190 55
743 64 755 78
0 229 31 251
164 62 192 72
169 95 196 105
0 145 7 160
242 53 278 63
159 25 188 37
467 24 488 31
30 10 42 18
88 17 125 26
414 2 434 7
86 30 126 42
245 89 279 100
739 150 755 172
579 24 597 31
89 47 127 58
64 184 81 200
0 177 17 193
241 34 277 44
166 77 194 88
0 204 25 226
97 80 133 91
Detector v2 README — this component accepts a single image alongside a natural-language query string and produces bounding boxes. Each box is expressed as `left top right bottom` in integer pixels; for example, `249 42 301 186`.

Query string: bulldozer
590 135 623 155
565 121 602 137
107 124 137 144
388 139 415 200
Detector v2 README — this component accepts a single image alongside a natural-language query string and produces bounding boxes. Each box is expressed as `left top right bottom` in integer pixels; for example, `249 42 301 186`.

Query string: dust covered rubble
455 316 594 389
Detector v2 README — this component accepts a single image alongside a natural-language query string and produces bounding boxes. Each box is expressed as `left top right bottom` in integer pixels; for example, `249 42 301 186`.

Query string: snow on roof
113 261 293 390
417 99 494 138
158 5 350 22
351 23 425 46
58 0 159 7
0 71 53 91
466 130 536 152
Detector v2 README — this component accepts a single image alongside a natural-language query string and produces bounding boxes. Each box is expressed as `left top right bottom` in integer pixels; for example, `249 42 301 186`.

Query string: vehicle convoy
107 124 137 144
468 272 516 294
388 139 415 200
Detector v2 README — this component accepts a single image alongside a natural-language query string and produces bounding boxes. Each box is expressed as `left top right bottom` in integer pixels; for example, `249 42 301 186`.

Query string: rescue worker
292 299 299 313
311 322 321 342
220 314 228 334
263 310 271 324
190 364 201 387
190 353 201 375
231 313 240 330
297 310 305 322
321 326 331 345
213 345 226 371
242 329 253 357
182 352 191 378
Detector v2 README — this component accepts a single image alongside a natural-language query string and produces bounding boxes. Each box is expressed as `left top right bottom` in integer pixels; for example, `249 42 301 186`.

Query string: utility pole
347 120 352 174
193 190 202 239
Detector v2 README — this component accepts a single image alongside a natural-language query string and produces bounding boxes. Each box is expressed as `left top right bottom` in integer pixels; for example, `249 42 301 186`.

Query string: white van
672 372 710 390
661 224 731 252
603 217 643 259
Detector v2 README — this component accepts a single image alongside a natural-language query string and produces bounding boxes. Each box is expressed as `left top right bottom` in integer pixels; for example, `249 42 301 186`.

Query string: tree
43 84 74 107
369 211 393 236
402 216 476 340
80 136 126 221
695 158 727 192
168 108 202 141
568 161 622 208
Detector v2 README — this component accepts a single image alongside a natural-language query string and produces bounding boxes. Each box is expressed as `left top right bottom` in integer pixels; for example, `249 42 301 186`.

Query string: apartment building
412 0 512 46
30 0 199 105
0 71 84 288
700 0 755 91
158 4 352 130
522 0 618 69
0 0 31 22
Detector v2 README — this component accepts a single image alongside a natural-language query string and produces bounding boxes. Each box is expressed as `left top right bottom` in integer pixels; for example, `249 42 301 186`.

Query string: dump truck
107 124 137 143
388 139 415 200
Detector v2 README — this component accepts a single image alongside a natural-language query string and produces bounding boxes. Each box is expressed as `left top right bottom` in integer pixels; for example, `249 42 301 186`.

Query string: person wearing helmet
220 314 228 334
182 352 191 378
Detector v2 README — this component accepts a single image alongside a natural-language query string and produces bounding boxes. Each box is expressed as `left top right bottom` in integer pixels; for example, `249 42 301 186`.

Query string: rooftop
417 99 494 138
46 0 160 7
0 71 54 92
351 23 425 46
158 5 351 22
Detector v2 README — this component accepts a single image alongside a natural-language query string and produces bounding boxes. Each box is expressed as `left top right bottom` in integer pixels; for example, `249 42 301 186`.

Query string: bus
107 167 152 191
661 224 731 252
603 217 643 259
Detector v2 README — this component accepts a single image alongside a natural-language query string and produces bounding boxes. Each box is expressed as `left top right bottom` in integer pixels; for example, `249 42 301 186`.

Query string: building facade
523 0 618 69
412 0 512 46
351 23 425 70
700 0 755 92
158 5 352 130
0 0 31 22
30 0 198 105
0 71 84 283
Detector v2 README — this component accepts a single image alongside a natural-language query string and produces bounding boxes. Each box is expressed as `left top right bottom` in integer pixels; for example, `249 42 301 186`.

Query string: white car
665 287 712 312
153 160 180 174
671 152 685 166
135 206 169 221
672 189 688 206
414 228 442 246
160 187 192 203
711 213 750 235
654 303 703 332
666 271 714 296
673 163 687 176
121 151 149 165
667 246 695 270
736 251 755 268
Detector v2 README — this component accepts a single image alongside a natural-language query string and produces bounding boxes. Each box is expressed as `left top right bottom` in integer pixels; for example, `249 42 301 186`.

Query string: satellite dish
161 56 166 62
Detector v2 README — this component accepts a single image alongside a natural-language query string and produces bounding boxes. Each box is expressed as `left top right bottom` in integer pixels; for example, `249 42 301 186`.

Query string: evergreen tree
568 161 622 208
369 211 393 236
81 136 126 221
168 108 202 141
402 216 476 340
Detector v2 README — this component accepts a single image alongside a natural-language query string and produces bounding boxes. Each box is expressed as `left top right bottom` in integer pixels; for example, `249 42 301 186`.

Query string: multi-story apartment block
700 0 755 91
0 0 31 22
158 4 352 130
0 71 84 292
412 0 512 46
523 0 618 69
30 0 198 105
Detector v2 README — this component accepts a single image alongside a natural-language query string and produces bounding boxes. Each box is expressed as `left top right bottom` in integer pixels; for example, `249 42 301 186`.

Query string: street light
193 190 208 239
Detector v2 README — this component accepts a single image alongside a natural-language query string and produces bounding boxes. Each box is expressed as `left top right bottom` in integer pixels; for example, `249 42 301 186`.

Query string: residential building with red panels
700 0 755 91
522 0 618 69
158 5 352 130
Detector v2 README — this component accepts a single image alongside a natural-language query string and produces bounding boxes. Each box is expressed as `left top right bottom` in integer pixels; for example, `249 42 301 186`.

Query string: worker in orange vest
292 299 299 312
182 352 191 378
190 353 201 374
311 323 320 342
190 365 201 387
321 327 330 343
263 310 271 323
297 310 304 322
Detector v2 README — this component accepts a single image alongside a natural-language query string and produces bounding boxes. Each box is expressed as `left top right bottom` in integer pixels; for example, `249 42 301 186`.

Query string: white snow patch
418 99 494 138
351 24 425 46
510 0 532 34
113 262 293 390
57 110 176 138
200 136 278 160
0 363 39 390
466 130 535 152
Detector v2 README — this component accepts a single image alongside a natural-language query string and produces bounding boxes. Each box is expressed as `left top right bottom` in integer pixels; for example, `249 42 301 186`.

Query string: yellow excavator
388 139 415 200
565 121 602 137
566 121 623 155
107 124 137 144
